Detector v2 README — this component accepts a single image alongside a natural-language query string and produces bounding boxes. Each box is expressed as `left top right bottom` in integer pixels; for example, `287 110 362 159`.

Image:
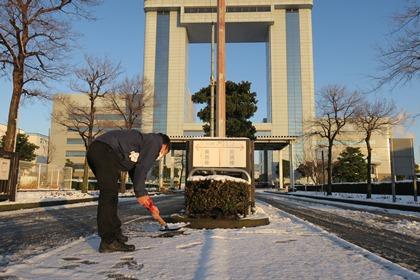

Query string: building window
67 127 121 133
183 131 205 137
153 12 170 133
66 151 86 157
227 6 270 13
185 6 270 14
67 138 84 145
185 7 216 13
286 10 303 160
72 164 85 170
69 114 124 121
286 10 302 137
95 114 125 121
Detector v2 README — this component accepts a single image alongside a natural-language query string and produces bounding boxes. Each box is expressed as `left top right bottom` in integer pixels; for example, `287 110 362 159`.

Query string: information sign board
192 140 247 168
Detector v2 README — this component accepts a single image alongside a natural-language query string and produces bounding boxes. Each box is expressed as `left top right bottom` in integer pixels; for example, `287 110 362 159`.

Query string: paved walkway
2 202 419 280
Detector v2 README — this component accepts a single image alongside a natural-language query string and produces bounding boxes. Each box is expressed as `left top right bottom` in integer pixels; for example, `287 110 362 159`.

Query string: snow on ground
293 191 420 207
0 189 139 206
0 198 132 218
262 192 420 240
2 203 419 280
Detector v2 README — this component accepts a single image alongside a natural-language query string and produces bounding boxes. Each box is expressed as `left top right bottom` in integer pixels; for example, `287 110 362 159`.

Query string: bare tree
0 0 99 153
308 85 361 195
105 76 154 192
354 98 404 198
295 140 326 185
374 2 420 89
106 76 153 130
53 56 120 193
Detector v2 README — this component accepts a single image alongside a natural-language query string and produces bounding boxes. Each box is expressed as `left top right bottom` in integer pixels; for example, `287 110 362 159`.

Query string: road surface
0 194 184 269
256 192 420 273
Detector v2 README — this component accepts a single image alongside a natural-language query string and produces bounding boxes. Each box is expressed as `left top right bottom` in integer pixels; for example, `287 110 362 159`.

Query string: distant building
0 123 6 136
306 124 415 182
50 93 138 177
0 123 25 137
27 133 49 163
142 0 315 185
142 0 314 141
184 90 196 123
1 123 49 163
316 125 393 181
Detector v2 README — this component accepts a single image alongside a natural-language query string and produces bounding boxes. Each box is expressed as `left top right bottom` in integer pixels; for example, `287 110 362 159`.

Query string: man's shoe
99 240 135 253
116 232 129 243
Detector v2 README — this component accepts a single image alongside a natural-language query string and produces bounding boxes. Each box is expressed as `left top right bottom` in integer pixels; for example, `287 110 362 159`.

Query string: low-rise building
50 93 136 177
1 123 48 163
27 133 49 163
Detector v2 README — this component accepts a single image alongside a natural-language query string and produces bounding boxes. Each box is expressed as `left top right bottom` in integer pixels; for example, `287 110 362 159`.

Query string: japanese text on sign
193 140 247 168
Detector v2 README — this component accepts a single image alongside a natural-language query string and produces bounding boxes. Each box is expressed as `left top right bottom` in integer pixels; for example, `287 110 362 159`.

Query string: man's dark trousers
87 141 123 244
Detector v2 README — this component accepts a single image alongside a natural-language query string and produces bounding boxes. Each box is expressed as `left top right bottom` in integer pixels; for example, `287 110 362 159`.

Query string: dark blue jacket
94 130 162 196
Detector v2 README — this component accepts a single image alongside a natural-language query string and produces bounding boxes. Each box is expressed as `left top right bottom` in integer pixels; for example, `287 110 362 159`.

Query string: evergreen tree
191 81 257 139
1 133 39 161
332 147 367 183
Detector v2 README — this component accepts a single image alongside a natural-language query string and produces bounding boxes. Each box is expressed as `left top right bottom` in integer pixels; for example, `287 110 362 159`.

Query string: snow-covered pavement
292 191 420 207
261 192 420 239
2 203 419 280
0 190 137 206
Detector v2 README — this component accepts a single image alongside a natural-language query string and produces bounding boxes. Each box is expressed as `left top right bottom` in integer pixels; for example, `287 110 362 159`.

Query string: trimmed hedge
294 181 419 195
185 180 251 218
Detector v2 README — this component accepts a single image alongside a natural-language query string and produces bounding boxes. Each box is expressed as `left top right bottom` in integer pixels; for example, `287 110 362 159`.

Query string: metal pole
216 0 226 137
263 148 268 185
159 158 164 191
389 138 396 202
170 150 175 190
321 150 325 194
289 142 294 192
210 22 216 137
50 165 54 189
278 150 283 189
410 138 418 202
37 164 41 189
47 128 51 164
57 170 60 189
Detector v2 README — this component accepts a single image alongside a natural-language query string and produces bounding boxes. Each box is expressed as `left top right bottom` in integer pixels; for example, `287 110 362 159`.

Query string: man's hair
158 133 171 151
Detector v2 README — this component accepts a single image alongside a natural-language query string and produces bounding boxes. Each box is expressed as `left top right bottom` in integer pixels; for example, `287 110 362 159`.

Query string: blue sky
1 0 419 158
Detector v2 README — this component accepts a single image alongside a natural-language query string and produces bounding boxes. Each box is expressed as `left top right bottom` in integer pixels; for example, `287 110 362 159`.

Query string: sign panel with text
192 140 247 168
0 158 11 180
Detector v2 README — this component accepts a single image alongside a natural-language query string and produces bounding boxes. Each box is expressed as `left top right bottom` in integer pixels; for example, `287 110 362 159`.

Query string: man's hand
137 195 166 226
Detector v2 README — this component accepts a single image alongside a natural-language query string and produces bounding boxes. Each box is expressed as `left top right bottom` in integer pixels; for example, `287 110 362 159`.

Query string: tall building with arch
142 0 315 141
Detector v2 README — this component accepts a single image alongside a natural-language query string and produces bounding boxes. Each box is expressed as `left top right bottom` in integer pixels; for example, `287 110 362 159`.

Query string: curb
0 197 100 212
264 191 420 213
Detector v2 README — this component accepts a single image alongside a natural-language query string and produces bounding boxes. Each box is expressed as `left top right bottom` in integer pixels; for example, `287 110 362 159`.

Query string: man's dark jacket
94 130 162 197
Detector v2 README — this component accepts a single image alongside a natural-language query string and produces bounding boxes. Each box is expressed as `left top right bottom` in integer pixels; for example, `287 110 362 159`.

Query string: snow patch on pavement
294 191 420 207
261 191 420 239
1 203 419 280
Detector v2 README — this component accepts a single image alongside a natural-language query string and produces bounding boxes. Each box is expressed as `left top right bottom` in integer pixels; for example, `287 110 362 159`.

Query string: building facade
0 123 48 163
27 133 49 163
314 126 393 182
142 0 315 139
50 94 129 176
